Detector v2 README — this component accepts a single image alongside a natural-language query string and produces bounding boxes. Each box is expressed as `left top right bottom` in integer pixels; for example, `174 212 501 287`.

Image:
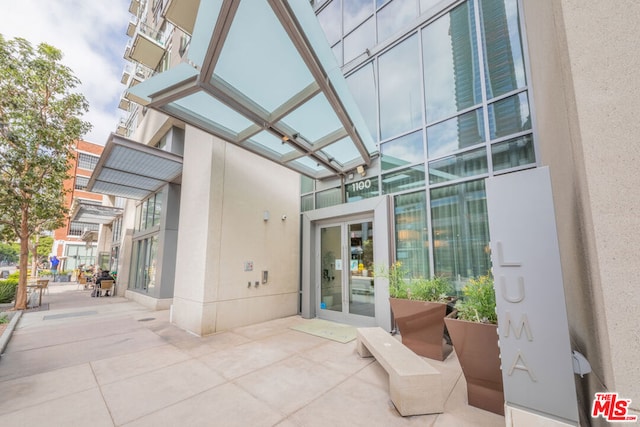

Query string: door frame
301 196 392 331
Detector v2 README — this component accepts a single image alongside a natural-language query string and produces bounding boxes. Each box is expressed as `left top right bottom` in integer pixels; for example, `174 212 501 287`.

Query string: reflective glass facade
308 0 535 288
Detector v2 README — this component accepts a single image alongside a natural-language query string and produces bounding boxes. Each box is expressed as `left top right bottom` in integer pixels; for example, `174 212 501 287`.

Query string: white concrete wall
172 126 300 335
523 0 640 421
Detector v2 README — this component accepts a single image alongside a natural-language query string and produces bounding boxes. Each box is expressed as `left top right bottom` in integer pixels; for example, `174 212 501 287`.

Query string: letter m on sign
592 393 613 418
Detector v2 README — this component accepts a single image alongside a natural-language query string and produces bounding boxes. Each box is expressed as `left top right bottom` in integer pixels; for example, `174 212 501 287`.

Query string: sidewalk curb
0 310 22 357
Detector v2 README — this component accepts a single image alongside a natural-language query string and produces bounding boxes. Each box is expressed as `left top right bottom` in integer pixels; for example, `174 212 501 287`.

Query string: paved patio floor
0 283 504 426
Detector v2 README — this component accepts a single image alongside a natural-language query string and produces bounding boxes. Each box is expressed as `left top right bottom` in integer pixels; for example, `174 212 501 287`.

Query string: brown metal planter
389 298 452 361
444 312 504 416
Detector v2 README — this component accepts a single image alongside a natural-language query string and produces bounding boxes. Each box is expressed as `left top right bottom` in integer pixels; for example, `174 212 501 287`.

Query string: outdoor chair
37 279 49 296
97 280 114 297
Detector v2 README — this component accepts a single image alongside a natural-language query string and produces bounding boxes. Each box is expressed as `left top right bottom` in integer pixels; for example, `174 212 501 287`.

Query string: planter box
389 298 453 361
444 312 504 415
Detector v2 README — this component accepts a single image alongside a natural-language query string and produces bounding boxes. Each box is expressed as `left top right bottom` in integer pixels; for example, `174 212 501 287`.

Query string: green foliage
35 235 53 260
409 276 454 302
0 35 91 308
0 242 18 263
0 314 9 324
0 278 18 303
455 274 497 324
376 261 409 299
377 262 454 302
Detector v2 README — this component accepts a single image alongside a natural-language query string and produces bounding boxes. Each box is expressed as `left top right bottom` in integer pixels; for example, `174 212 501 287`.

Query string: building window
75 176 89 191
430 179 491 288
64 244 96 272
136 191 163 231
68 221 99 237
130 235 158 292
395 191 429 279
77 153 99 171
112 217 123 242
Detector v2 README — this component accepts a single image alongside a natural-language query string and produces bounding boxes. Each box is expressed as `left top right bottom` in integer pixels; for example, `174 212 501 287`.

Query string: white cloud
0 0 131 145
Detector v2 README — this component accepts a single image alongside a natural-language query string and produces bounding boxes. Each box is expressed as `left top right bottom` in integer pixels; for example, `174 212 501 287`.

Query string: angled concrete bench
356 327 444 416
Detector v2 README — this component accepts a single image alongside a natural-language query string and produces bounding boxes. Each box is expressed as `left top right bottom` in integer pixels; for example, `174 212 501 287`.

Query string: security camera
281 214 287 221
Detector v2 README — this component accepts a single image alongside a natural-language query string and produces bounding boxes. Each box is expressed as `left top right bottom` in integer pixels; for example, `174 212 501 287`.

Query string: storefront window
346 177 379 202
430 180 491 290
316 187 342 208
491 134 535 171
394 191 429 278
130 236 158 292
428 147 488 184
382 165 425 194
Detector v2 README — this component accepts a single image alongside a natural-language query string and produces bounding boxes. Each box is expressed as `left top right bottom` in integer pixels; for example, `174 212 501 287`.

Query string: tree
0 35 91 309
0 242 18 264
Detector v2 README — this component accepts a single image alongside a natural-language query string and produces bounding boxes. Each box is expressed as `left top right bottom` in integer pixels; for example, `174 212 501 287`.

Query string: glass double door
318 218 375 325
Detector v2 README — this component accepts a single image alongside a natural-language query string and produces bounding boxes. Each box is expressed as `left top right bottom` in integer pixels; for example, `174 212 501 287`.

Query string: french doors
317 217 376 325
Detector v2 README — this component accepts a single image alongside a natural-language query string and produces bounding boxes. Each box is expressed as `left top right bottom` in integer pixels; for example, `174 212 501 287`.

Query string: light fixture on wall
357 165 366 177
263 210 270 221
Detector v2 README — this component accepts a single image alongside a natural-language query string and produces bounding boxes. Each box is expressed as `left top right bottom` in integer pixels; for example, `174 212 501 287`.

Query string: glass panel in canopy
213 0 314 112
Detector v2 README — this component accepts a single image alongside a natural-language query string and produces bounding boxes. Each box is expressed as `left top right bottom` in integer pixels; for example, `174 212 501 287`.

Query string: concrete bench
356 327 444 416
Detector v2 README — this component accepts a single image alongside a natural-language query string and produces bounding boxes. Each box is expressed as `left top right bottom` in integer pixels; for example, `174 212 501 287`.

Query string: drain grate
137 317 156 322
43 310 98 321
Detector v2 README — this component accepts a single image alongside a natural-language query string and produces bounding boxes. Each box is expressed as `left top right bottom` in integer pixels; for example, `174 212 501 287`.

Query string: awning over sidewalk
127 0 376 179
70 201 123 225
87 133 183 200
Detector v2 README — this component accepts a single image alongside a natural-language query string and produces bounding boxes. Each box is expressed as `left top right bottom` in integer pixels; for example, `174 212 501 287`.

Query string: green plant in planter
376 262 454 302
455 273 497 324
377 261 410 299
409 276 454 302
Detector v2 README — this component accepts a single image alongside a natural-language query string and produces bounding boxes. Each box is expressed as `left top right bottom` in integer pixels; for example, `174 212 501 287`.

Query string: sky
0 0 132 145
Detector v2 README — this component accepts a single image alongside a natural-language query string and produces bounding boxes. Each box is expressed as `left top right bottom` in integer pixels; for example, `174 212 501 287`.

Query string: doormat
290 319 357 343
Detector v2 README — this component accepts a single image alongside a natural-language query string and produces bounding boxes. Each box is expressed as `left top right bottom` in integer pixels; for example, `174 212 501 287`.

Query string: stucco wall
523 0 640 419
172 127 300 335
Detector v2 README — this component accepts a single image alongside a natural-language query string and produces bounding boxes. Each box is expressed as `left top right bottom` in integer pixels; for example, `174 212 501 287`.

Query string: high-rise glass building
83 0 640 424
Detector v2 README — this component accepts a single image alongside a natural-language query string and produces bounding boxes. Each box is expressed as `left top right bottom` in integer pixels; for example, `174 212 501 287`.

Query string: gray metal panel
486 167 579 423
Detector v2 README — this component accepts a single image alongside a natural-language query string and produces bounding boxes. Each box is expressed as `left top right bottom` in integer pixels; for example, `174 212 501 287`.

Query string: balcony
126 16 137 38
128 64 149 88
116 118 127 136
128 0 140 16
125 22 166 70
163 0 199 35
121 64 132 84
118 97 131 111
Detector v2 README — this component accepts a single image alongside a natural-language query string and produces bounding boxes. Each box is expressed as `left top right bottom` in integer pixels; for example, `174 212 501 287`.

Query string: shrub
0 279 19 304
455 274 497 324
409 276 454 302
0 314 9 324
377 262 454 301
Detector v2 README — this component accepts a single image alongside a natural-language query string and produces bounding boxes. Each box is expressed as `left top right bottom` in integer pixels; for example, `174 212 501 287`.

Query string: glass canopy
127 0 376 179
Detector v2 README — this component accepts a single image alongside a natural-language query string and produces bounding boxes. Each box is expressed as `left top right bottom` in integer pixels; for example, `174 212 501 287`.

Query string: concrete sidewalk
0 282 504 426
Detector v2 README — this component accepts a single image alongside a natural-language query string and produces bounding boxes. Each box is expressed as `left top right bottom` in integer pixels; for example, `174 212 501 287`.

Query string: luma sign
486 167 579 424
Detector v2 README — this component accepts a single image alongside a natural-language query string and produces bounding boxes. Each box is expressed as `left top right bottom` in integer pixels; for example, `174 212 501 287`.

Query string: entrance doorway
301 196 392 331
318 219 375 325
